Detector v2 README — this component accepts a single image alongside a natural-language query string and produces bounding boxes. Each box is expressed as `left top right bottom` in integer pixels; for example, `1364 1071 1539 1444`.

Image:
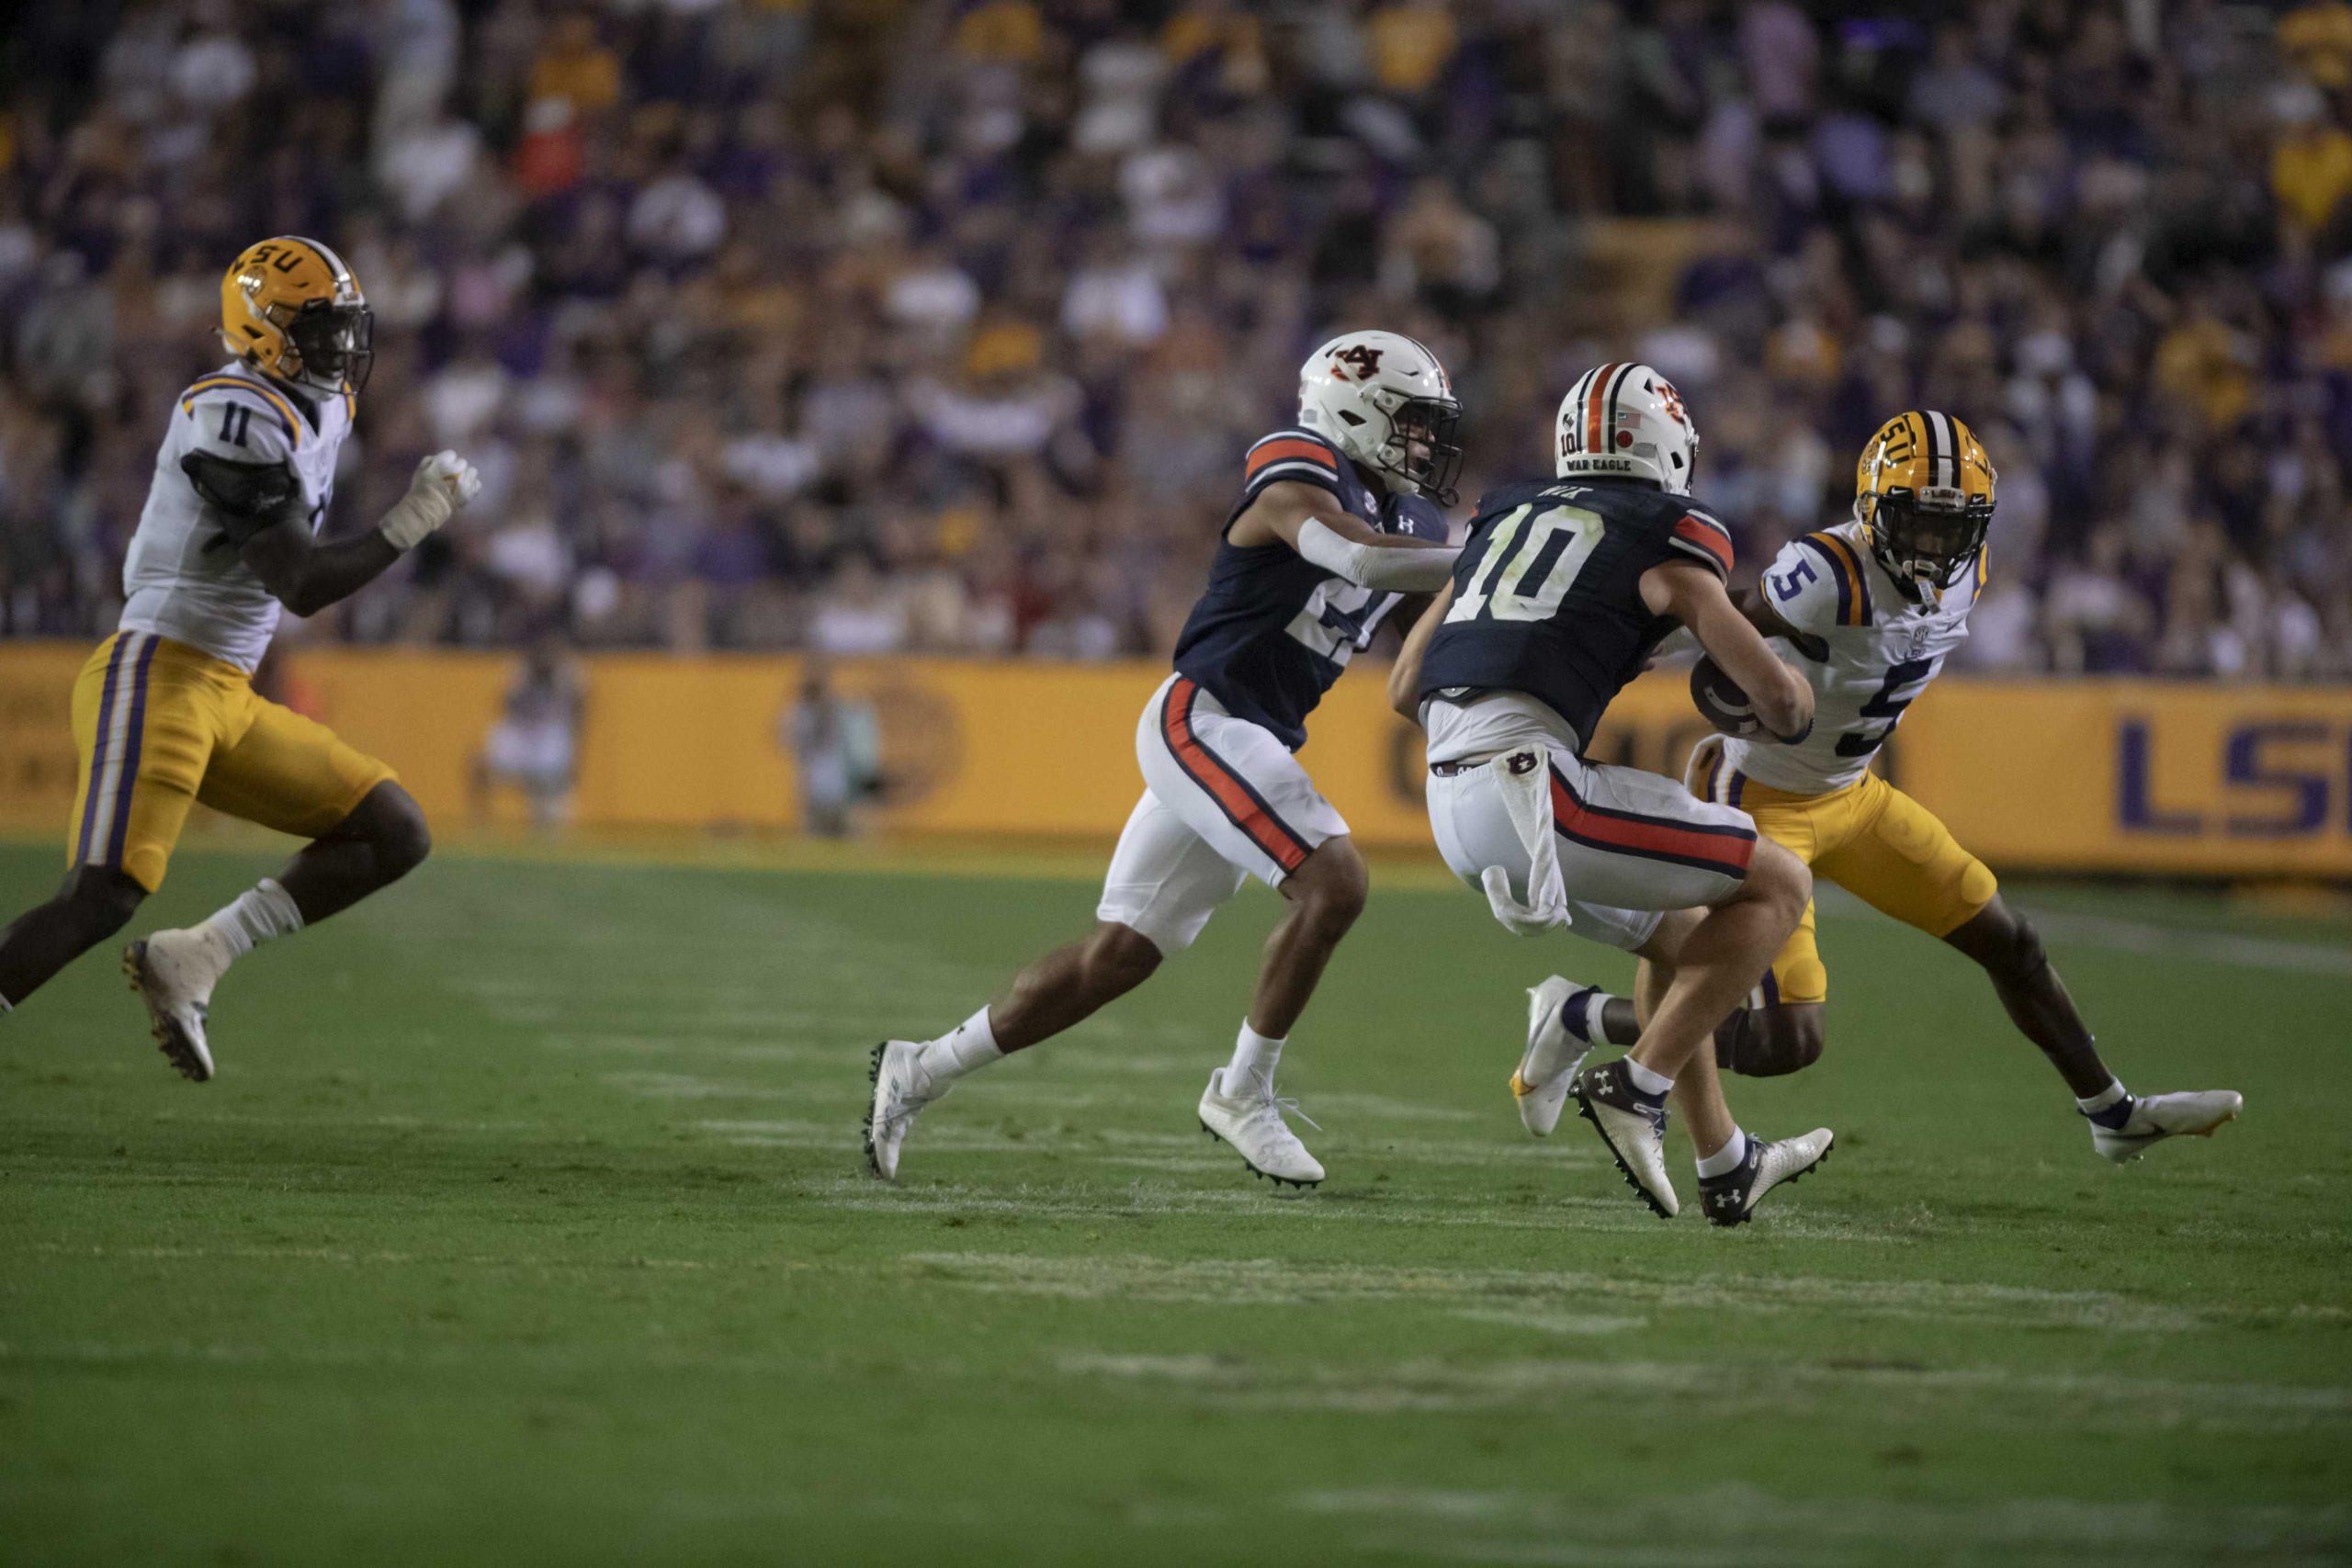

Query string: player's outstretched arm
1230 480 1459 592
1387 579 1454 716
238 451 481 617
1640 559 1813 740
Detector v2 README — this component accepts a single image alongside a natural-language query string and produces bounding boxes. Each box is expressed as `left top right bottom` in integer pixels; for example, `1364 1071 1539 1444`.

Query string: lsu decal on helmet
1296 330 1465 505
1854 411 1996 593
1556 363 1698 495
220 236 374 395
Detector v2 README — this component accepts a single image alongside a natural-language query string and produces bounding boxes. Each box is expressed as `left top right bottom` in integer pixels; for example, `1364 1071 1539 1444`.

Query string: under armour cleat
864 1040 945 1181
2089 1090 2243 1164
123 930 229 1083
1198 1068 1324 1189
1511 976 1595 1137
1573 1058 1677 1218
1698 1129 1834 1227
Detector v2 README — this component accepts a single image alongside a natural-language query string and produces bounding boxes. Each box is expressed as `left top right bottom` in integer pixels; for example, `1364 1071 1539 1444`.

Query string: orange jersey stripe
1162 680 1309 874
1550 773 1755 878
1245 438 1339 479
1673 515 1733 574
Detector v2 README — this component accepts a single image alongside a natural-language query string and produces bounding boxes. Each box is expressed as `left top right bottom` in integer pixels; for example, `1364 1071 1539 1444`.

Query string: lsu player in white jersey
0 237 481 1079
1527 412 2241 1162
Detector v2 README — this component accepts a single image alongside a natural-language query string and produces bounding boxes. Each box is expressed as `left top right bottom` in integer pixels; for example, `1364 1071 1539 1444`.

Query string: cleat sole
1200 1119 1321 1190
861 1041 891 1181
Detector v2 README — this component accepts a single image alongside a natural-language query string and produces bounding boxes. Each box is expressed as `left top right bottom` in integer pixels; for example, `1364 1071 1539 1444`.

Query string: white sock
1696 1127 1748 1179
920 1007 1002 1084
1223 1021 1283 1097
1623 1056 1674 1098
199 877 303 964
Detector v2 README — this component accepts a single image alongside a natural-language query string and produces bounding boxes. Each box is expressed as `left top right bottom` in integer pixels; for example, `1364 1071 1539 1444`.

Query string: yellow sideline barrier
1 642 2347 877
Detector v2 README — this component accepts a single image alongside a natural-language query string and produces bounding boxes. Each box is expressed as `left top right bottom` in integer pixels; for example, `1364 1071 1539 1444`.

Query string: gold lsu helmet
220 236 374 395
1853 410 1996 592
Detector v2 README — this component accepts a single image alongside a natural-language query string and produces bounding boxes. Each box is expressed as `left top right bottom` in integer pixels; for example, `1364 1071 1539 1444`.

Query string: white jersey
1722 519 1983 795
120 365 354 672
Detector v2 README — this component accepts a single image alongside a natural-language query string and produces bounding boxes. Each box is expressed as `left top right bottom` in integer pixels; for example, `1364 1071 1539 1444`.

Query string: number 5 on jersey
1446 502 1603 624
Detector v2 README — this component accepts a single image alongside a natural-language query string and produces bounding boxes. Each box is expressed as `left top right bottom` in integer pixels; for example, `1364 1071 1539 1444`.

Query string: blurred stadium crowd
2 0 2348 678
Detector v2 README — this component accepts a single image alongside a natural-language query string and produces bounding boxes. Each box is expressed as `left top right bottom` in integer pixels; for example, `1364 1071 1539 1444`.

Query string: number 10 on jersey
1446 502 1603 624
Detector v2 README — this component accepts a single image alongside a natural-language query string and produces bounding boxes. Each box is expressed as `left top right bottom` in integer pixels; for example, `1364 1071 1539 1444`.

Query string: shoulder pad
182 376 302 462
1661 506 1734 580
1241 428 1344 499
1769 530 1872 630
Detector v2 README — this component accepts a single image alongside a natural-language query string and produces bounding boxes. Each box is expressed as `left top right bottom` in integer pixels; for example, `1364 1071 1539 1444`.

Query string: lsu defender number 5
1569 412 2241 1163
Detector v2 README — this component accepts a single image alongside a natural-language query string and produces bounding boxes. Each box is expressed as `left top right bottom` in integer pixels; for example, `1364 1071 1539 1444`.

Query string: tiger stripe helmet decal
1853 411 1996 595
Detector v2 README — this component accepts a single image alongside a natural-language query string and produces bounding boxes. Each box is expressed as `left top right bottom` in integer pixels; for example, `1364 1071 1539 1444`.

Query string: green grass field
3 838 2348 1565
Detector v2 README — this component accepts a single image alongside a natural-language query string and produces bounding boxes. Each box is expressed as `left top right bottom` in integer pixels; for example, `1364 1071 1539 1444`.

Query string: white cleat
1197 1068 1325 1189
1511 976 1594 1137
2090 1090 2243 1163
1698 1129 1834 1227
1572 1058 1678 1218
864 1040 945 1181
123 929 231 1083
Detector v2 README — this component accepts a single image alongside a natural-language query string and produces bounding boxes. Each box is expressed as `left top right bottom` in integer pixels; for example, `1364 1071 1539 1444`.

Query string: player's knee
362 786 432 878
1983 911 2048 986
1744 840 1810 926
1290 843 1368 937
1082 923 1162 995
1733 1006 1825 1077
61 868 144 943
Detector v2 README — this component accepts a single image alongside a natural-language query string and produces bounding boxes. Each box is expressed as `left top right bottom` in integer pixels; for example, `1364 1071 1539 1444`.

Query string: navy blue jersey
1417 479 1735 751
1170 428 1448 750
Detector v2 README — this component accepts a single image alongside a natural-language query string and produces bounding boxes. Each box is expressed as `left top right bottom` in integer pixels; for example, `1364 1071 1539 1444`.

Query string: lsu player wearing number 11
0 237 481 1078
1555 412 2241 1162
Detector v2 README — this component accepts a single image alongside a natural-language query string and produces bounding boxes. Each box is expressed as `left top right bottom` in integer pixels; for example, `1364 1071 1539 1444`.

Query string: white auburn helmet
1297 330 1464 504
1555 362 1698 495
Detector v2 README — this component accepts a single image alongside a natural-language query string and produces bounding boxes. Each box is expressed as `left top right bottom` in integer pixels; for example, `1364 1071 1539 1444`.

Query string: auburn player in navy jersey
868 332 1462 1189
1392 363 1829 1225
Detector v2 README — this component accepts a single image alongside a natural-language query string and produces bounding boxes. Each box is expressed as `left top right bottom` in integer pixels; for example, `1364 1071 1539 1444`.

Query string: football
1689 654 1766 737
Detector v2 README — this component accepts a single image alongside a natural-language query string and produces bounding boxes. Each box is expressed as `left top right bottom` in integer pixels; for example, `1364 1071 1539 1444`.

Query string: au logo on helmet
1296 330 1464 505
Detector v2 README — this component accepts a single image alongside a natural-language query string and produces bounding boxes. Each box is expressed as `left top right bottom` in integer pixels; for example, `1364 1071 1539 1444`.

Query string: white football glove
379 450 482 550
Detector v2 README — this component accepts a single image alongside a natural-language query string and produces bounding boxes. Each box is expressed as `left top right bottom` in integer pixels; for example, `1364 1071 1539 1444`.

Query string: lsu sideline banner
0 642 2347 878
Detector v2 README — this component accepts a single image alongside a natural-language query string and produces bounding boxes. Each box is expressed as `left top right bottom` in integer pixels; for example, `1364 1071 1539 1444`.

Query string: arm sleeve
180 450 302 545
1293 516 1459 592
1757 536 1843 635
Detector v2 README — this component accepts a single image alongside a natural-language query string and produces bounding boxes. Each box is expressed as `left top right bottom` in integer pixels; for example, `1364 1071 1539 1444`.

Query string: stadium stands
1 0 2346 676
